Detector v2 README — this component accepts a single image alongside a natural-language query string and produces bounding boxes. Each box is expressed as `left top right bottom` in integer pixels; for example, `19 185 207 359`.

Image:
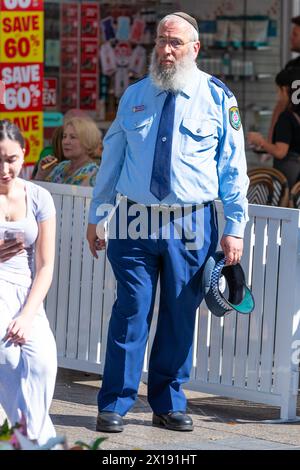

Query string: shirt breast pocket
120 114 153 144
180 118 217 157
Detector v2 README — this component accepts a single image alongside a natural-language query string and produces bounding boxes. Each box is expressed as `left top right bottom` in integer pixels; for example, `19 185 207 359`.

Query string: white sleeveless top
0 180 55 288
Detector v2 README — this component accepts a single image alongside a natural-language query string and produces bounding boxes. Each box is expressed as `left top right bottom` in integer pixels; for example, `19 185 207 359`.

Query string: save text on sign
1 64 41 84
2 15 40 33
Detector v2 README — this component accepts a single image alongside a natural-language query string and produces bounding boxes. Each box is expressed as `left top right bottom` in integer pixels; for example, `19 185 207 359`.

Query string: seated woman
35 117 102 186
248 68 300 188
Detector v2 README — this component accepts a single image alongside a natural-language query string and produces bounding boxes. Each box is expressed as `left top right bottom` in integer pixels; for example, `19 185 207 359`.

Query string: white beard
149 48 198 93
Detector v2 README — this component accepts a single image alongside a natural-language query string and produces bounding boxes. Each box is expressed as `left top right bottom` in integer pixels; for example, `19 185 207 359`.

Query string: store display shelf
214 73 272 81
256 73 273 79
257 109 272 116
203 45 272 52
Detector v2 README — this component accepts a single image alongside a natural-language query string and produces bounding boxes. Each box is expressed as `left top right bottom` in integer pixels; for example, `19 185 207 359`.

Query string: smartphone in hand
4 229 25 244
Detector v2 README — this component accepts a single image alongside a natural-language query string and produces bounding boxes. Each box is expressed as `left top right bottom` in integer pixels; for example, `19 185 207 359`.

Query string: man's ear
193 40 200 57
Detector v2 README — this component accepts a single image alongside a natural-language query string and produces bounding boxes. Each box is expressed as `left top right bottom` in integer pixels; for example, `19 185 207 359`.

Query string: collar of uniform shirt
153 68 201 99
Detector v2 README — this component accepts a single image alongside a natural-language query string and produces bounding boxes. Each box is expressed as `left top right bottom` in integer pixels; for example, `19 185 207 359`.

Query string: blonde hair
63 117 102 160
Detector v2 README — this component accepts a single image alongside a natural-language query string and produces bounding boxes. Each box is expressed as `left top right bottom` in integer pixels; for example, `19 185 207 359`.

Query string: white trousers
0 279 57 445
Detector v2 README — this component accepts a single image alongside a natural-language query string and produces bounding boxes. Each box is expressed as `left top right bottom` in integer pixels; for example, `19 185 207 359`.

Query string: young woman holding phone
0 119 57 445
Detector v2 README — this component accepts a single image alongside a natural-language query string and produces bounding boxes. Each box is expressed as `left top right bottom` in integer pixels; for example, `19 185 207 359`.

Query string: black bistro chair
248 168 289 207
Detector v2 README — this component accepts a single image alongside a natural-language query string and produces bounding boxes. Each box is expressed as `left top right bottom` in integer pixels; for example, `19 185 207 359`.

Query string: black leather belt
126 198 212 208
126 198 173 208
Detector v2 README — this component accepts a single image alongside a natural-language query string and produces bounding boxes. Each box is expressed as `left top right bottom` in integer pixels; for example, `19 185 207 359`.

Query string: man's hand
86 223 106 259
220 235 243 265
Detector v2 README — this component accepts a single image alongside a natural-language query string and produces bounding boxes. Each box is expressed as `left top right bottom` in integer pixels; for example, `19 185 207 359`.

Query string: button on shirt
89 69 249 237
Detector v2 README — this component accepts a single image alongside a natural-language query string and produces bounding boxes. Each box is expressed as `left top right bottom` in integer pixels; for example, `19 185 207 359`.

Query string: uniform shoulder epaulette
128 75 147 87
210 76 233 98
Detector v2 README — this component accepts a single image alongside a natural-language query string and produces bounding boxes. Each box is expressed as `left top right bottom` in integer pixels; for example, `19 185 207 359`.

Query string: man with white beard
87 12 249 433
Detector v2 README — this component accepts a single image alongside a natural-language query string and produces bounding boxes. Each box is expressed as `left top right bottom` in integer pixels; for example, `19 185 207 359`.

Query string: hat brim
225 285 255 314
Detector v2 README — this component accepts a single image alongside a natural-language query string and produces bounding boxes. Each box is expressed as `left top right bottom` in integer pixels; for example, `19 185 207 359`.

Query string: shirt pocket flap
181 118 216 137
121 114 153 131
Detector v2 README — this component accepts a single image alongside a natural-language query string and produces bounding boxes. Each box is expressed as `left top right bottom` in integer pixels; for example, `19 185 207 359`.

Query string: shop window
43 0 283 166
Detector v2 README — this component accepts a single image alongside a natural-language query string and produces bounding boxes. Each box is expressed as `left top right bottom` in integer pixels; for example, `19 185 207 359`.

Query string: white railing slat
260 219 281 392
66 197 85 359
233 217 253 388
88 249 106 364
208 315 223 384
44 193 62 332
247 217 268 390
221 313 236 386
55 195 73 357
100 255 116 373
195 305 210 382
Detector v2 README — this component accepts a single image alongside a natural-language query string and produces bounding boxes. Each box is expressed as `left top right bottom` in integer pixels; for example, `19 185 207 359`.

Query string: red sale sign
81 2 99 39
0 11 44 63
61 2 79 39
43 77 57 108
61 40 79 75
0 80 5 104
79 2 99 111
0 0 43 11
60 76 78 112
80 40 98 74
0 111 43 162
0 0 44 164
0 63 43 112
80 76 97 110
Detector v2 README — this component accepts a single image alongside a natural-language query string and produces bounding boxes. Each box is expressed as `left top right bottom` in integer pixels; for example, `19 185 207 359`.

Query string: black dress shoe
152 411 194 431
96 412 124 432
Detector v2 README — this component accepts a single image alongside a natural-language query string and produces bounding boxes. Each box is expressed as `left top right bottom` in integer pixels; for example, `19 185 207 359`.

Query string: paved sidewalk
50 368 300 450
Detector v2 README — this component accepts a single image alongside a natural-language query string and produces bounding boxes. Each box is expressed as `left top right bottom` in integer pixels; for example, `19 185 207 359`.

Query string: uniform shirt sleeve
273 111 292 145
217 94 249 238
88 98 126 224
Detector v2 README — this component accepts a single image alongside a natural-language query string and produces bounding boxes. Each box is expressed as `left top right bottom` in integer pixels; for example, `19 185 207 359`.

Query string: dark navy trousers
98 201 218 416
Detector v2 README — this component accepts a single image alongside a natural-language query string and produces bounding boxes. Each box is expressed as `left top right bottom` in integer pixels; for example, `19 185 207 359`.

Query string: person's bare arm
267 86 289 142
248 132 289 159
5 216 56 344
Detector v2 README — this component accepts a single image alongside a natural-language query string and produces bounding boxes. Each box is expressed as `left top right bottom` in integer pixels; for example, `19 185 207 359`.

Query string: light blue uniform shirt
89 69 249 237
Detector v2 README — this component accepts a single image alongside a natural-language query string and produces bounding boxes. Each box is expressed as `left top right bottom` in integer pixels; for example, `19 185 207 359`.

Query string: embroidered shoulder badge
229 106 241 131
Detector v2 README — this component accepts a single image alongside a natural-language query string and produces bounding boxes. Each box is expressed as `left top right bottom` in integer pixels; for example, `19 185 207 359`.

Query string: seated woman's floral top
45 161 99 186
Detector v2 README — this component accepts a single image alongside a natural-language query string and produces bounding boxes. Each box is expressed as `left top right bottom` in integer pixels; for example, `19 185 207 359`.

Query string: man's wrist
223 220 245 238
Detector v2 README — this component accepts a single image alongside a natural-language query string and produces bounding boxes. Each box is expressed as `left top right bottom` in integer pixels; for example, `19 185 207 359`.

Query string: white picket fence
39 182 300 421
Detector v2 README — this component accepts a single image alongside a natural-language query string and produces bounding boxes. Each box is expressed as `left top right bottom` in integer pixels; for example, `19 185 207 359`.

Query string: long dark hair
0 120 25 148
275 68 300 114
